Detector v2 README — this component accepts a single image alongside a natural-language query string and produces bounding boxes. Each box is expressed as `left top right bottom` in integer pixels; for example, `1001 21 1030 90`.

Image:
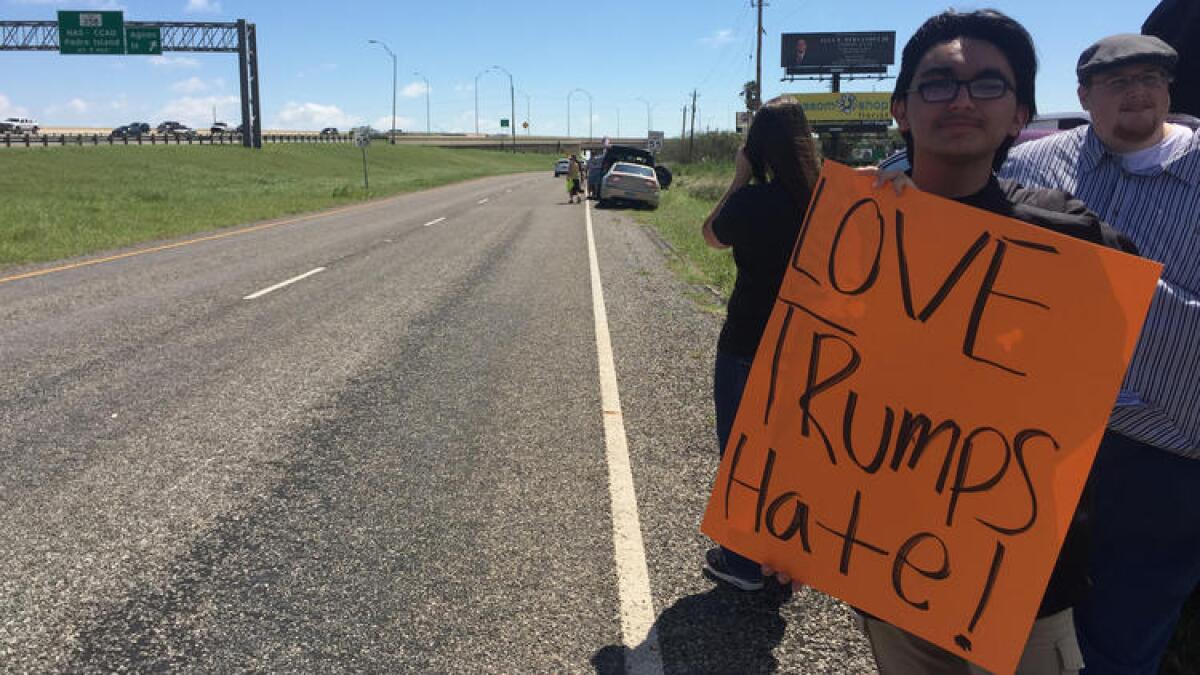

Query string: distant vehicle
210 122 231 135
156 121 194 137
1015 112 1090 146
586 155 605 197
599 161 661 209
877 112 1095 172
0 117 39 134
320 127 340 135
589 145 672 198
554 158 570 177
109 122 150 138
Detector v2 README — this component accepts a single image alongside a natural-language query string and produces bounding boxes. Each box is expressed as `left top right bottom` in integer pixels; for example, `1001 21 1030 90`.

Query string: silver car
599 161 660 209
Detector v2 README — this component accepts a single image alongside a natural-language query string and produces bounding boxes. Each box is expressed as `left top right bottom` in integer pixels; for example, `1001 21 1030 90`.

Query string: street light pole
474 67 490 136
568 87 593 143
636 96 653 134
491 65 516 153
367 39 397 145
413 71 431 135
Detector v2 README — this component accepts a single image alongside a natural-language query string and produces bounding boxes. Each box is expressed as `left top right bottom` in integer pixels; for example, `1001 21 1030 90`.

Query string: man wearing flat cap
1001 33 1200 675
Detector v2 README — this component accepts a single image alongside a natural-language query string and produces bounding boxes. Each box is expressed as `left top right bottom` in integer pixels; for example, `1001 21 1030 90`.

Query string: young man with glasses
999 34 1200 675
839 10 1136 674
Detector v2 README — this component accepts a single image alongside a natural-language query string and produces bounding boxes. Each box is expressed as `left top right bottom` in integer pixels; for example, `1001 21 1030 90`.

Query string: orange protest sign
701 161 1162 674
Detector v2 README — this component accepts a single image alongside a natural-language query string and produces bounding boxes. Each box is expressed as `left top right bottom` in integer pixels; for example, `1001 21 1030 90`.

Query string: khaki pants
860 608 1084 675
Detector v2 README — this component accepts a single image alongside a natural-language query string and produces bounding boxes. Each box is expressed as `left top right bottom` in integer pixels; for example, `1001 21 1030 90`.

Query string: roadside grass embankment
0 143 550 270
633 156 1200 675
629 160 737 307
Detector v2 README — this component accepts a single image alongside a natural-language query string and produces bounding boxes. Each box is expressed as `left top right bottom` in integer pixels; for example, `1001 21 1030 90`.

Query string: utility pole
754 0 766 110
688 90 698 162
681 105 687 141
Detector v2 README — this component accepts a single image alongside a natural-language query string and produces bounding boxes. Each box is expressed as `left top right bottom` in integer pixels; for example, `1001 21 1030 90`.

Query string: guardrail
0 132 656 153
0 132 354 147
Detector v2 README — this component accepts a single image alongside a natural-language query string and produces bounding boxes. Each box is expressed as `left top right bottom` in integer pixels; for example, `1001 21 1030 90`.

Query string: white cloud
171 77 209 94
272 101 361 131
699 29 735 47
372 115 415 132
150 55 200 68
46 98 91 116
0 94 30 118
156 95 239 129
185 0 222 14
402 81 429 98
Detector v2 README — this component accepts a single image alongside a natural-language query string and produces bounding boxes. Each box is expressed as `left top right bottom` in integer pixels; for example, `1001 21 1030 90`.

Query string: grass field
0 143 550 269
635 160 1199 675
629 160 738 306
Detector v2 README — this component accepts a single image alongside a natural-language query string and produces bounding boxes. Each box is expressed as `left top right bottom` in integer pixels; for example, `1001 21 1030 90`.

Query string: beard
1111 110 1162 146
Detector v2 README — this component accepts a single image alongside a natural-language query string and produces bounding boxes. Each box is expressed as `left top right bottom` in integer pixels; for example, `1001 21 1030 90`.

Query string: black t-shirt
954 175 1136 617
711 181 809 357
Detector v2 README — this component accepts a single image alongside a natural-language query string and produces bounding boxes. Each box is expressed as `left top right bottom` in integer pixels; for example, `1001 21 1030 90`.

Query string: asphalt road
0 173 876 673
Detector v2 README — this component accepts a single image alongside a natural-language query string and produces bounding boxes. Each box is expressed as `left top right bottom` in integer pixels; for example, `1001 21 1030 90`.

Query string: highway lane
0 174 875 672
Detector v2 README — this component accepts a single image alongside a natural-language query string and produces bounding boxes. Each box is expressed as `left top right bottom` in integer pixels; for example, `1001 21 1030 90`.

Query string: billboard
786 92 892 125
736 111 752 134
782 31 895 74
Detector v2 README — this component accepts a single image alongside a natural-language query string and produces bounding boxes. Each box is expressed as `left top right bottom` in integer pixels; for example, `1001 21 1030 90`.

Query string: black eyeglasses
909 76 1013 103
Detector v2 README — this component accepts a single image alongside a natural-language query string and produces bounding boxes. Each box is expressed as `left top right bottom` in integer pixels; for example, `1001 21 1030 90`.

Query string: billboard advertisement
782 31 895 74
786 92 892 125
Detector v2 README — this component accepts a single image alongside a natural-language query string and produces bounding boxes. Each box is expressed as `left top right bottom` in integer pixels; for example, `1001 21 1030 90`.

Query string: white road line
422 217 446 227
243 267 326 300
477 198 489 204
585 202 664 674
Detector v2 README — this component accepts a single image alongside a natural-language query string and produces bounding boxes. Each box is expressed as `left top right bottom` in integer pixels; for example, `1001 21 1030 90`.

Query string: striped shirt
1000 124 1200 459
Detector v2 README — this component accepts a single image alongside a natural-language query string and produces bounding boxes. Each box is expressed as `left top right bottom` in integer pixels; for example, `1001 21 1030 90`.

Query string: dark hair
743 100 821 213
891 9 1038 170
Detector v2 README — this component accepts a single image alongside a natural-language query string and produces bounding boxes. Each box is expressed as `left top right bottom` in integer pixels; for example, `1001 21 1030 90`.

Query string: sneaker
703 547 764 591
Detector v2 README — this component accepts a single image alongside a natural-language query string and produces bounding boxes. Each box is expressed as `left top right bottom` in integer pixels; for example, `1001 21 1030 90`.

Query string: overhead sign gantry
1 11 263 148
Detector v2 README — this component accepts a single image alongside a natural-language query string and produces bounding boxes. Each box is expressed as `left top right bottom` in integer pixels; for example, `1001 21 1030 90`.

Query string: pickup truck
0 117 39 134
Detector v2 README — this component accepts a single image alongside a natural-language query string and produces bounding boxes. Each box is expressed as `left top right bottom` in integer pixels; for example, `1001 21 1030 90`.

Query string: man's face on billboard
892 37 1029 166
796 39 807 61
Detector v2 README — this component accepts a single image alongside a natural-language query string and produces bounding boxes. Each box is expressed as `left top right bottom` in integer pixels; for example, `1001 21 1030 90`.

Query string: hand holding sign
701 162 1161 674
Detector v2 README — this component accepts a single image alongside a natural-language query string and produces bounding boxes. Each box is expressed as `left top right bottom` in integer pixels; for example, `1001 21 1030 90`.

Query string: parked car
109 122 150 138
587 155 606 197
599 161 661 209
0 117 39 134
554 158 570 177
210 122 231 135
320 127 340 136
878 112 1094 172
1015 112 1090 146
156 121 194 137
589 145 671 198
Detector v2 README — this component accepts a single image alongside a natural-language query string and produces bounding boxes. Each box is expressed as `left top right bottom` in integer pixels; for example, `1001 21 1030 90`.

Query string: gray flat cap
1077 34 1178 81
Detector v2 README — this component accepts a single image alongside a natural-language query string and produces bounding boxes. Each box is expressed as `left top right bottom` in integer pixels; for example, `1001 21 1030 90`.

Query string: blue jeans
1076 431 1200 674
713 350 762 581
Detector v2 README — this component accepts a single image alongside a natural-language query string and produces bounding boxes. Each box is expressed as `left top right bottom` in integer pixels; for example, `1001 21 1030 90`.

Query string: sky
0 0 1162 136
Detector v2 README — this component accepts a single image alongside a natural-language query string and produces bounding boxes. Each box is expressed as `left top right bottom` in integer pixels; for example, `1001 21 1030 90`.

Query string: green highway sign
500 118 510 128
58 10 125 55
125 27 162 55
